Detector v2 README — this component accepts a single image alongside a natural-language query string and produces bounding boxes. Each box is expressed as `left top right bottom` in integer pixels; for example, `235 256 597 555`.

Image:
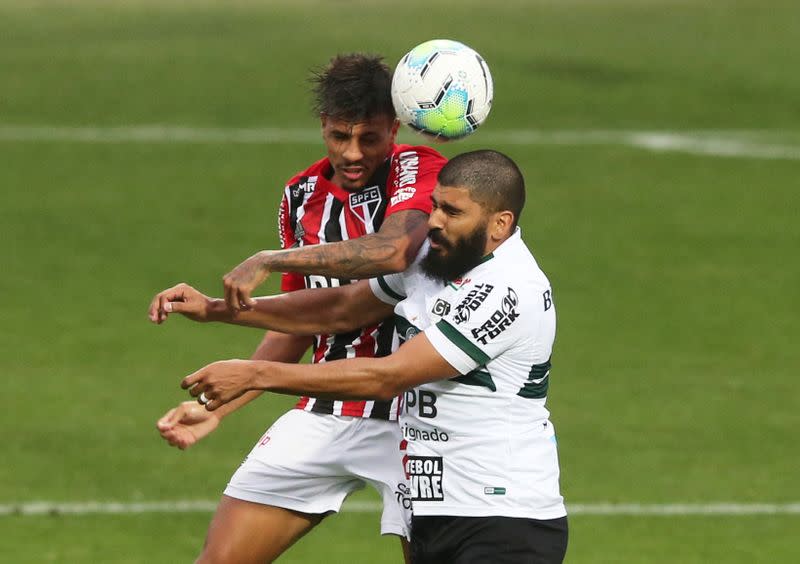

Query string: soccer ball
391 39 493 141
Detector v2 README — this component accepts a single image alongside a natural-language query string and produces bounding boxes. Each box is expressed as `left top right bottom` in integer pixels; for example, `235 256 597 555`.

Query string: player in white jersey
369 233 563 523
152 150 568 563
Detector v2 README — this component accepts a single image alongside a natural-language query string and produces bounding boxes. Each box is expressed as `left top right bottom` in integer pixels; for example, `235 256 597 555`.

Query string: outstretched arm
181 332 459 411
149 279 394 336
223 209 428 311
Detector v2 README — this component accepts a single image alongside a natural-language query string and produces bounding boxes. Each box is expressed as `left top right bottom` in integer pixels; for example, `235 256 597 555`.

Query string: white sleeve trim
368 276 403 306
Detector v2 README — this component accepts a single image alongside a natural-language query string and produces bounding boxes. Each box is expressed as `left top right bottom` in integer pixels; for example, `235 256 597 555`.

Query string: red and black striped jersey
278 144 447 420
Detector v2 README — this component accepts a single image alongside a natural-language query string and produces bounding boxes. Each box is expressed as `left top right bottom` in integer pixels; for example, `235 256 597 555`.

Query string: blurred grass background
1 0 798 562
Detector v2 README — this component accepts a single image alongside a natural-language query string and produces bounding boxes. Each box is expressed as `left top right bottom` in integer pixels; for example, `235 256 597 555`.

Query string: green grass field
2 0 799 562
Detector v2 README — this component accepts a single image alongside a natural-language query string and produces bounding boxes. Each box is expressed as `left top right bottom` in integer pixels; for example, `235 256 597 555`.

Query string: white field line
2 500 799 517
2 125 800 160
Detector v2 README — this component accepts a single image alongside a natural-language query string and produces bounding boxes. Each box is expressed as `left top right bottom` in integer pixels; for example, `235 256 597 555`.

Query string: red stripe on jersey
312 334 330 364
340 401 367 417
352 324 379 358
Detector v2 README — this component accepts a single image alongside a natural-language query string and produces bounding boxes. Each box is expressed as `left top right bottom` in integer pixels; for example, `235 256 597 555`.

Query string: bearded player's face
421 184 491 284
322 114 400 191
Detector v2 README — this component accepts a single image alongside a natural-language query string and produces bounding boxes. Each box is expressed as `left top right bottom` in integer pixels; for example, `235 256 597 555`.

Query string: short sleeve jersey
278 144 447 420
369 230 567 519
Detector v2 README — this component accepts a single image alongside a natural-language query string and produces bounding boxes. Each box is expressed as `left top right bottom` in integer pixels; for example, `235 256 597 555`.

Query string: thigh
411 515 568 564
198 495 322 564
345 419 411 539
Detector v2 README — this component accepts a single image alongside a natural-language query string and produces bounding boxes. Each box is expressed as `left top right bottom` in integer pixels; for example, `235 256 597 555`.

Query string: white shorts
224 409 411 538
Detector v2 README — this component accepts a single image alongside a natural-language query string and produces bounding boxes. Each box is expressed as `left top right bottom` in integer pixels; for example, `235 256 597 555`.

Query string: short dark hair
438 150 526 227
310 54 396 121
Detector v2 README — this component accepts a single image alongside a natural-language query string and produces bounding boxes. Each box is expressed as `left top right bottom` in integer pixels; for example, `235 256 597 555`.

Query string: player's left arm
223 209 428 311
182 332 457 411
262 208 429 277
223 147 446 311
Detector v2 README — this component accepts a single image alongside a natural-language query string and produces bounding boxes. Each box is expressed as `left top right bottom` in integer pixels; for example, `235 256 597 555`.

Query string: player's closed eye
442 204 460 217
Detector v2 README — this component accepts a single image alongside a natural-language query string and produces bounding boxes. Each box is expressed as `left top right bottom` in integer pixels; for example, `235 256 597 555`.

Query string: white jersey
369 229 566 520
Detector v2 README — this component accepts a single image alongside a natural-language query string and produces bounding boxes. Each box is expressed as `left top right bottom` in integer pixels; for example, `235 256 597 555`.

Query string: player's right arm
156 331 312 450
148 279 394 336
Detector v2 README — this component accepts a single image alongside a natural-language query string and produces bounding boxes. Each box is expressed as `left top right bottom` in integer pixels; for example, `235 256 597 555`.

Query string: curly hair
310 53 396 121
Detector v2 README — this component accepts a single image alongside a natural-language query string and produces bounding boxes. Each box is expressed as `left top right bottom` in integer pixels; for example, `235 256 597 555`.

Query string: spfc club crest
349 185 382 229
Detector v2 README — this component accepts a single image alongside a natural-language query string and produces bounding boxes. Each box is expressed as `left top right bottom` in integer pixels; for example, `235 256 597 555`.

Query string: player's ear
320 113 328 130
390 118 401 139
490 210 515 241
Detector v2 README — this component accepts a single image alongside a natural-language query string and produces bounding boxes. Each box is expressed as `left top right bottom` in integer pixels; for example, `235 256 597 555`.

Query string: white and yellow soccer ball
391 39 493 141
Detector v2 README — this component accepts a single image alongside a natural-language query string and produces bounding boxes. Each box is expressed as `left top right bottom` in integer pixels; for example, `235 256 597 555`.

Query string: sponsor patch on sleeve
453 283 494 324
390 186 417 206
470 287 520 345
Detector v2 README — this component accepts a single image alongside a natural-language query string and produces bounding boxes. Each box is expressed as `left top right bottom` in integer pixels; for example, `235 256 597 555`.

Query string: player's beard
421 222 488 284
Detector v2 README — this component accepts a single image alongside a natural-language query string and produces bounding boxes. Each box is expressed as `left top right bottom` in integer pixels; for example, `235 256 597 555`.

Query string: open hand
156 401 220 449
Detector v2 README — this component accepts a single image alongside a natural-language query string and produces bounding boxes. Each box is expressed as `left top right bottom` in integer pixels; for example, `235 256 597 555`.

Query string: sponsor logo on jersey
291 176 317 199
402 423 450 442
395 482 412 509
431 298 451 316
543 288 553 311
483 487 507 495
454 283 494 324
294 219 305 242
405 325 420 341
404 389 438 418
390 186 416 206
396 316 421 345
471 287 519 344
349 185 382 227
395 150 420 188
406 456 444 501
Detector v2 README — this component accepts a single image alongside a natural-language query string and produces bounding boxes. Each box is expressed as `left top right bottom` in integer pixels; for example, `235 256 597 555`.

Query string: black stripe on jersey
287 177 311 246
304 157 395 420
375 316 396 358
310 399 335 414
325 326 362 362
369 398 393 420
323 197 344 243
367 159 391 232
368 317 398 418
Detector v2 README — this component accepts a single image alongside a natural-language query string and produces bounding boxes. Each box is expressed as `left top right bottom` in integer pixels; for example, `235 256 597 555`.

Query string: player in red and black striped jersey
279 143 445 421
153 53 445 564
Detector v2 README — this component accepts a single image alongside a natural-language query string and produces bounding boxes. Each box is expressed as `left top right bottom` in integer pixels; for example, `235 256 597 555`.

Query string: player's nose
342 139 364 162
428 208 445 230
